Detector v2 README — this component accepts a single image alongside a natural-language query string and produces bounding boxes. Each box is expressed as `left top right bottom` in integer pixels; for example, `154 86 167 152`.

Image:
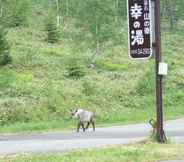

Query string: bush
4 0 30 27
66 58 86 79
0 106 28 126
44 14 60 43
0 26 12 66
82 81 95 96
136 67 155 96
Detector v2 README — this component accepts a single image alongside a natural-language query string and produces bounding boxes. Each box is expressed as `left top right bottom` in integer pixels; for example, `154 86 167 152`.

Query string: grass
0 120 75 134
0 26 184 133
1 142 184 162
95 59 129 71
0 1 184 133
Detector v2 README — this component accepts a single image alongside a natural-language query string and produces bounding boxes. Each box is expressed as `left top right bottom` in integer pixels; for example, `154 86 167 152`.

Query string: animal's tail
149 118 167 142
149 118 155 127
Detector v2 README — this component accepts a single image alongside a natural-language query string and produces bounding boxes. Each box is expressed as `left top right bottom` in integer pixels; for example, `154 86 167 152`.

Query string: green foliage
165 0 184 20
3 0 30 27
0 26 12 66
82 80 95 96
66 57 86 79
95 59 129 71
1 143 184 162
136 65 155 96
0 99 36 125
0 102 48 126
74 0 116 52
0 106 25 125
44 13 60 43
0 0 183 132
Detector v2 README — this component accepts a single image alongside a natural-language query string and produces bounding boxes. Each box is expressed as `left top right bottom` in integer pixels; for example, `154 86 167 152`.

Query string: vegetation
0 26 11 66
44 13 60 43
1 0 30 27
0 0 183 133
1 143 184 162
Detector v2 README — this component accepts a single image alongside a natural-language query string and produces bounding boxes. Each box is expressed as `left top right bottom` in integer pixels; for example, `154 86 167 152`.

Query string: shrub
4 0 30 27
82 81 95 96
136 67 155 96
66 58 86 79
0 26 12 66
0 106 28 126
44 14 60 43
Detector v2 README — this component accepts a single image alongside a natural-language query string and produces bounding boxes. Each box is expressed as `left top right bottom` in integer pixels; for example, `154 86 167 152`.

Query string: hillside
0 0 184 133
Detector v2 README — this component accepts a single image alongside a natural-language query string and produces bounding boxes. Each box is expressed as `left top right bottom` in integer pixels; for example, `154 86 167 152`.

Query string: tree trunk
89 20 100 66
56 0 60 27
66 0 69 18
95 20 100 56
163 0 175 29
0 0 3 17
114 0 119 23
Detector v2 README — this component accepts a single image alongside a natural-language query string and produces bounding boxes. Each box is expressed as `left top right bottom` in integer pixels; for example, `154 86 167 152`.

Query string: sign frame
127 0 153 59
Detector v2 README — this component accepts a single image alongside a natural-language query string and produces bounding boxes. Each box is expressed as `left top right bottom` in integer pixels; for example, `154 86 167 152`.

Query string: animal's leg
81 123 85 132
77 122 81 132
92 121 95 131
85 122 90 130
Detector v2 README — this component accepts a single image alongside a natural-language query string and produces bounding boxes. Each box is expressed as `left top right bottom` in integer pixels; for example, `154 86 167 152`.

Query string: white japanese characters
130 3 143 20
143 0 150 35
133 21 141 28
131 30 144 46
128 0 152 59
130 3 144 46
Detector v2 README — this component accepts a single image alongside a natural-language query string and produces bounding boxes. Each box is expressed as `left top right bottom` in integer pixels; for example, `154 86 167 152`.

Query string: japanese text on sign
127 0 152 59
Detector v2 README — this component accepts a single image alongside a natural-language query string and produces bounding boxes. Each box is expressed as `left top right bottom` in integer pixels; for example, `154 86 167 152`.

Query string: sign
127 0 152 59
158 62 168 76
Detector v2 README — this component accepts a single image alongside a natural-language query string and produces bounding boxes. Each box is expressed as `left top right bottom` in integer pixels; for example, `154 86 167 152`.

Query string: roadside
0 118 184 155
0 115 183 135
0 143 184 162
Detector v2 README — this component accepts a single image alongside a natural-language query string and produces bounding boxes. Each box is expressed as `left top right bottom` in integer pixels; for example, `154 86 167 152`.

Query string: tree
47 0 70 27
0 26 11 66
163 0 175 29
0 0 3 17
2 0 30 27
45 13 60 43
75 0 115 63
110 0 126 22
114 0 119 23
0 0 8 18
55 0 61 27
56 0 70 27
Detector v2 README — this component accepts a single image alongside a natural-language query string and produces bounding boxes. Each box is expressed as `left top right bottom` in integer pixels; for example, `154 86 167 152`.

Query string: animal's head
70 108 78 119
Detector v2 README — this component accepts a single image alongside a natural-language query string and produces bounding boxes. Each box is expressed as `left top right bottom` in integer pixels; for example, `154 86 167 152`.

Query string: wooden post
154 0 166 143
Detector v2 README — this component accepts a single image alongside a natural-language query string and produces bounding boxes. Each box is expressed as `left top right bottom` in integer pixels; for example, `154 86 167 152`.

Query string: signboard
127 0 152 59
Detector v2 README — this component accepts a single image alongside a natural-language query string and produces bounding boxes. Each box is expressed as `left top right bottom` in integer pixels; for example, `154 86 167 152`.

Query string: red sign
127 0 152 59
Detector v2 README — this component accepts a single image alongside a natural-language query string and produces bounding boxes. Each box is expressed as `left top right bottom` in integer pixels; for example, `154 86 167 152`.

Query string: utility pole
154 0 166 143
127 0 167 143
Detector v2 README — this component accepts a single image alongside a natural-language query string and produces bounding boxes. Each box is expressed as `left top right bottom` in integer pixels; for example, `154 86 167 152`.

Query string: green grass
95 59 129 71
0 26 184 133
0 120 76 134
0 1 184 133
1 143 184 162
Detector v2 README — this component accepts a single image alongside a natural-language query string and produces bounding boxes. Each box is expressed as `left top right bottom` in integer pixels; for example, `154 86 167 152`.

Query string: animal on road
149 118 157 137
71 108 95 132
149 118 167 141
